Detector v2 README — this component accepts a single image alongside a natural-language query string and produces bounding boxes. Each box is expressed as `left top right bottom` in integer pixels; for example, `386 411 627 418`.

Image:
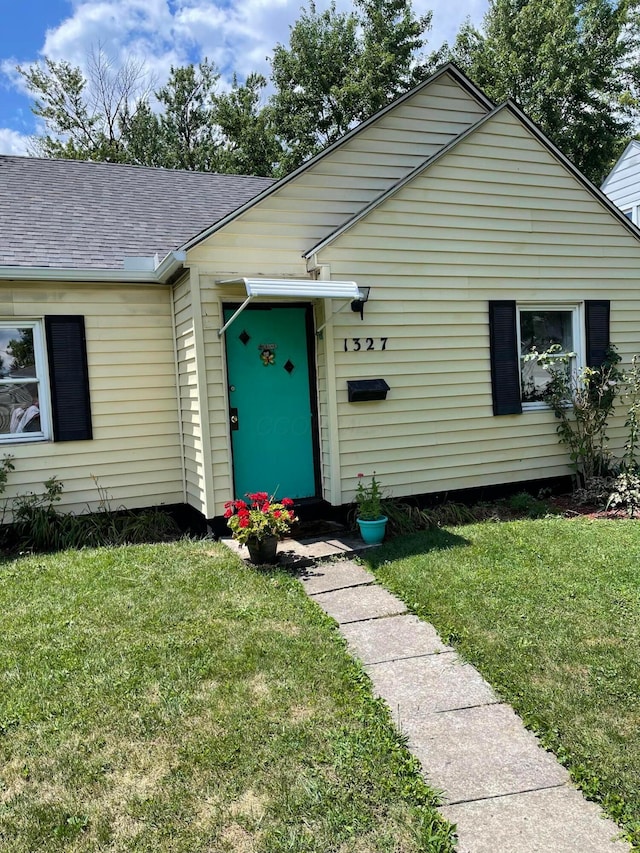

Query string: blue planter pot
356 516 388 545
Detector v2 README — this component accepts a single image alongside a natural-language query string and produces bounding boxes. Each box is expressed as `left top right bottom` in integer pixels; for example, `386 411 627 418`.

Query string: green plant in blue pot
355 472 388 545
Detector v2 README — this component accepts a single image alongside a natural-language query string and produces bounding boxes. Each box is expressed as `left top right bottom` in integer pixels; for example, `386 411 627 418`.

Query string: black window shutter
489 301 522 415
45 316 93 441
585 301 610 368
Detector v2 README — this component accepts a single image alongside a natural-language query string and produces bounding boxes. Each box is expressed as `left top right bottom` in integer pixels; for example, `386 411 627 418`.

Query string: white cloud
0 128 33 156
36 0 490 90
1 0 490 136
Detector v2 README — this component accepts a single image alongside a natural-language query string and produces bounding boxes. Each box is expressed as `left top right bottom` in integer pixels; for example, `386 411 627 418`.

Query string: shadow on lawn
363 527 472 569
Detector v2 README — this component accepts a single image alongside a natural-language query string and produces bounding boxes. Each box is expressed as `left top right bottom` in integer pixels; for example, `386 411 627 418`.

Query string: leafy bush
527 345 623 486
607 471 640 517
505 491 550 518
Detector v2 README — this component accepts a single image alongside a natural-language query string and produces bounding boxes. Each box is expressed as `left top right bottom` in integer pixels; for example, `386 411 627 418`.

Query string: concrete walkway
298 558 631 853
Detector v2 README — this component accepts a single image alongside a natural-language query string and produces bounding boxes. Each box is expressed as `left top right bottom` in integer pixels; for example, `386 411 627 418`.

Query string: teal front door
224 304 318 500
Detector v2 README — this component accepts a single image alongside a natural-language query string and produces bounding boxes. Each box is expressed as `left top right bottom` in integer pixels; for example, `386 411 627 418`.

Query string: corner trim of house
170 276 188 506
318 265 343 506
191 267 217 517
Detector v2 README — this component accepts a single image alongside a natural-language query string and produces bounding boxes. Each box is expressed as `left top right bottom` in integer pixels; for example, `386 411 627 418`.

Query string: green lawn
365 518 640 848
0 540 454 852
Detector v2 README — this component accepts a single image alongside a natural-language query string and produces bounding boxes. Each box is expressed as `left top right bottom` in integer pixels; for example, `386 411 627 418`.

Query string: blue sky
0 0 488 156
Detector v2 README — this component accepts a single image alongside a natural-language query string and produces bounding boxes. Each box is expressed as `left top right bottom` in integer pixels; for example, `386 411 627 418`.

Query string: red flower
239 517 249 528
282 498 294 507
274 510 282 519
224 508 233 519
249 491 268 502
288 510 295 521
262 502 270 512
357 473 364 478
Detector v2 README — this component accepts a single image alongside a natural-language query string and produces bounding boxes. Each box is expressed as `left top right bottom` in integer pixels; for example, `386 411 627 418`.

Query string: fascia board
0 251 186 285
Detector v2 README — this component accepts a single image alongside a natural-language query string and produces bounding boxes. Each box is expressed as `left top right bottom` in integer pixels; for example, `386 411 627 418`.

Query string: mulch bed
547 494 633 520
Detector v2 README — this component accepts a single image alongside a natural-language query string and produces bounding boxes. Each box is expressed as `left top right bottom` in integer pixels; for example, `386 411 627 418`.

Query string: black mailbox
347 378 390 402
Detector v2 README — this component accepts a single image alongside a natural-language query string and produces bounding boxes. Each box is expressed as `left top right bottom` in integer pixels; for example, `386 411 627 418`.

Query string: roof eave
0 251 186 285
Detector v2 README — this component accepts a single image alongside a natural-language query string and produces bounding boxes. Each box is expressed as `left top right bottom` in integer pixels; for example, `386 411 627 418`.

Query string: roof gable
181 63 494 254
602 140 640 192
305 101 640 260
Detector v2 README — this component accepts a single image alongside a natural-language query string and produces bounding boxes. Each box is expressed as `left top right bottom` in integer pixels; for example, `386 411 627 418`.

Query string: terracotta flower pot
246 535 279 564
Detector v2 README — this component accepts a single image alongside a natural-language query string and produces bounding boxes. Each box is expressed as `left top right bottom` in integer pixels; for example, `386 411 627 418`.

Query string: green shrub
606 471 640 517
506 491 550 518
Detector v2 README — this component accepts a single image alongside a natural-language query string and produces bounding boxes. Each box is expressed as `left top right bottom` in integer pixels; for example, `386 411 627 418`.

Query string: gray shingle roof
0 155 274 270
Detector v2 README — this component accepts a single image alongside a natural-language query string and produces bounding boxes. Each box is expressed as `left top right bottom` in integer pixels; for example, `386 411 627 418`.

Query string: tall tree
214 73 281 176
19 46 153 161
444 0 640 184
269 0 433 173
357 0 432 115
269 2 362 173
154 60 221 171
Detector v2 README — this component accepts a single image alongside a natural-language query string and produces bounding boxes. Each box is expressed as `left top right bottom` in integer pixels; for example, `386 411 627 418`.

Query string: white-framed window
517 304 582 410
0 321 50 442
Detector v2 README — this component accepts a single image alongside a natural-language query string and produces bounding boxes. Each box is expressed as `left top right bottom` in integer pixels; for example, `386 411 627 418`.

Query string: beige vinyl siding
187 73 488 279
0 280 183 515
173 275 205 513
187 73 490 512
316 107 640 503
199 293 230 509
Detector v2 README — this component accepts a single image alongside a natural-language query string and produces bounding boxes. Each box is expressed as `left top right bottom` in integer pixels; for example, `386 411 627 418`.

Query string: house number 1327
344 337 388 352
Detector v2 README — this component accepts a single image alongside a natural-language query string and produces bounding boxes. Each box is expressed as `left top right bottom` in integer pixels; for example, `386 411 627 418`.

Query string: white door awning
216 277 363 336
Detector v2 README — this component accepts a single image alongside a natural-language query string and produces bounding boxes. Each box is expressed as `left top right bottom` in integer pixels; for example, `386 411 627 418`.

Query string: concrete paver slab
441 785 630 852
222 535 380 568
298 561 374 594
366 654 498 718
407 702 568 803
312 584 407 624
340 613 452 664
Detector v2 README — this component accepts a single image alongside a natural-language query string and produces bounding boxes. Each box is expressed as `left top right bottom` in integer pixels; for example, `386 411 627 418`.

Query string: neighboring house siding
602 142 640 219
187 73 489 279
0 281 183 513
314 108 640 503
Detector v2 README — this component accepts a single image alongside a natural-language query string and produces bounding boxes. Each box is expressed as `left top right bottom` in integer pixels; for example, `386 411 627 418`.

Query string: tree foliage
269 0 433 173
19 46 153 162
19 0 640 182
443 0 640 183
215 74 281 176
